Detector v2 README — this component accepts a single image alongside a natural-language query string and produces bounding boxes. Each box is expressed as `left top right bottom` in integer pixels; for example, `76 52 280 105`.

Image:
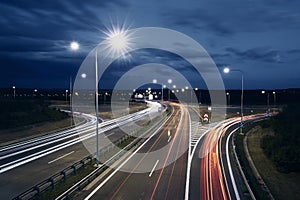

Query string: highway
0 103 161 199
0 100 267 200
79 103 190 200
189 114 265 200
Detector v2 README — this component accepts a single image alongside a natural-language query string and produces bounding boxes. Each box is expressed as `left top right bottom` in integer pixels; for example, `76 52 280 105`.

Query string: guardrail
13 109 170 200
12 155 93 200
12 133 144 200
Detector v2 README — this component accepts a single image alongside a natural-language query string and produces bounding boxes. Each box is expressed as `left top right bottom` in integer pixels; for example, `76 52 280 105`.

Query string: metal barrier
13 112 169 200
12 155 93 200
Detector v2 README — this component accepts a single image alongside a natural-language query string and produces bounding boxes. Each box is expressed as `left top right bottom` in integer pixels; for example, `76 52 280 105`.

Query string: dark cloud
225 47 282 63
162 0 300 36
0 0 299 89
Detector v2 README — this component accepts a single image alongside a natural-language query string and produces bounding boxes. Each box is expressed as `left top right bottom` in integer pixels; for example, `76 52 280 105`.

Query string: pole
267 93 270 112
95 49 99 167
240 74 244 135
161 84 163 101
70 77 73 127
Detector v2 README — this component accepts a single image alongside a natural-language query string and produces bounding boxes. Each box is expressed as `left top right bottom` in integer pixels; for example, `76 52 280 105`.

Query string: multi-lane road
0 101 266 199
0 105 160 199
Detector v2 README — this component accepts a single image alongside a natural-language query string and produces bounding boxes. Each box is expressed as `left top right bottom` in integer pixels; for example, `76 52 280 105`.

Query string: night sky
0 0 299 89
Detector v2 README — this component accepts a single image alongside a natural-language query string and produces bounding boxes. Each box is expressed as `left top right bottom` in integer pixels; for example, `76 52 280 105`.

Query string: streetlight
224 67 244 134
272 91 276 112
167 79 172 101
12 86 16 99
65 90 68 104
226 92 230 105
70 42 80 127
261 90 270 112
92 28 130 167
33 89 37 97
70 41 79 50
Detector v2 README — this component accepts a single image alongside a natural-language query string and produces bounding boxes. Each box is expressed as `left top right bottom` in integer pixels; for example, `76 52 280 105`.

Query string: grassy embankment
235 105 300 200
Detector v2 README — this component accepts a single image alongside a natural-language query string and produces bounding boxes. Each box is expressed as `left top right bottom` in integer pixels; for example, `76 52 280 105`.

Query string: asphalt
78 104 190 200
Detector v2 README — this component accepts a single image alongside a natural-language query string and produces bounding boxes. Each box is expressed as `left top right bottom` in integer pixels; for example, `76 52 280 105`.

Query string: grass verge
247 126 300 200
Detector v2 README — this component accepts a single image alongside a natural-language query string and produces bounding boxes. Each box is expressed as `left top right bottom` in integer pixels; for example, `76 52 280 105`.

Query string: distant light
70 41 79 50
12 86 15 89
173 85 176 88
163 85 166 88
181 88 185 92
261 90 265 94
272 91 276 94
195 88 198 91
153 79 157 84
148 87 151 91
81 73 87 78
226 92 229 95
168 79 172 84
34 89 37 92
66 90 68 92
185 86 188 90
223 67 230 74
208 106 212 111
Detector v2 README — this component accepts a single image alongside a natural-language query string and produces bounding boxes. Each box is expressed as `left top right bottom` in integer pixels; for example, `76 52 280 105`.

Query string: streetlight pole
224 67 244 134
12 86 16 99
168 79 172 101
261 90 270 112
65 90 68 104
226 92 230 105
70 77 73 127
95 49 99 167
273 91 276 112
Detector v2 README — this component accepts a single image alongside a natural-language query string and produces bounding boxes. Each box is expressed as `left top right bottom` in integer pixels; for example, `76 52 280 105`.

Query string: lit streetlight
93 28 130 166
65 90 68 104
226 92 230 105
224 67 244 134
272 91 276 112
167 79 172 101
261 90 270 112
12 86 16 99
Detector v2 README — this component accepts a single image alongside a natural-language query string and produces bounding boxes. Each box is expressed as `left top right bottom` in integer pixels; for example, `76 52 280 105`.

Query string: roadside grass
235 132 270 199
248 126 300 200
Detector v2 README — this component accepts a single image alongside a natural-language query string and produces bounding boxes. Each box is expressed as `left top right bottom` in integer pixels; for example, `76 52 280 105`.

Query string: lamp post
224 67 244 134
65 90 68 104
93 29 130 166
33 89 37 97
168 79 172 101
261 90 270 112
272 91 276 112
12 86 16 99
70 42 79 127
95 49 100 166
226 92 230 105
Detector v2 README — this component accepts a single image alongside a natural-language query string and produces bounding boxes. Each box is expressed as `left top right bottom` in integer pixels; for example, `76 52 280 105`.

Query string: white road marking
167 136 172 143
149 160 159 177
48 151 74 164
84 109 173 200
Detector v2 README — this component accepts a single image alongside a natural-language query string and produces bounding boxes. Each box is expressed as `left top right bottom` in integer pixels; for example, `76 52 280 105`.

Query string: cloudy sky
0 0 299 89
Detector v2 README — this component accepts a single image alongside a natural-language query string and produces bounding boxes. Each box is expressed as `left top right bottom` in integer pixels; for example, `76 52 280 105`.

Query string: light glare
70 42 79 50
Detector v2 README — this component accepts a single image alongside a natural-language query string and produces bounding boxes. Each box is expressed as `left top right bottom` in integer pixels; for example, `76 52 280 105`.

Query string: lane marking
167 136 172 143
48 151 74 164
84 109 174 200
149 160 159 177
